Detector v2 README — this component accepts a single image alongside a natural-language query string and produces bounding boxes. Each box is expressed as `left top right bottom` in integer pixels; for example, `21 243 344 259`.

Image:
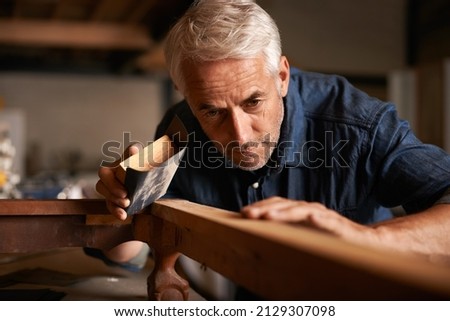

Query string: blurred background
0 0 449 199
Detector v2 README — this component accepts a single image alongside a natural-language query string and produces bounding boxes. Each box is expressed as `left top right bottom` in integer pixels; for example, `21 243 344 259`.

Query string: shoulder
288 67 394 130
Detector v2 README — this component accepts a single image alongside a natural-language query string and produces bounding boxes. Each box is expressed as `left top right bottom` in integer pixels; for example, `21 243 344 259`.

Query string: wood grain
148 199 450 300
1 198 450 300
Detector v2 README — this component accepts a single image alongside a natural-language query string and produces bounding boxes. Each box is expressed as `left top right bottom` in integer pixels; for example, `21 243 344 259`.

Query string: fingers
97 166 127 199
96 179 129 208
96 178 130 221
241 197 370 241
123 144 140 159
97 143 140 199
241 197 289 218
241 196 319 220
106 200 129 221
241 196 288 218
241 196 331 223
95 143 140 220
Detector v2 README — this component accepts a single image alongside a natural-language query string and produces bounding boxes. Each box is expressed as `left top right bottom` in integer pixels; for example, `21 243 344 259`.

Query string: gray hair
164 0 282 94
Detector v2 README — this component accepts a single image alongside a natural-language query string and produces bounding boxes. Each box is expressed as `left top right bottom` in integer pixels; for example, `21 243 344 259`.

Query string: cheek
264 101 283 130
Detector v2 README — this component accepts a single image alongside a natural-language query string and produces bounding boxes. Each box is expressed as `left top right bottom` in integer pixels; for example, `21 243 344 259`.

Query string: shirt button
252 182 259 189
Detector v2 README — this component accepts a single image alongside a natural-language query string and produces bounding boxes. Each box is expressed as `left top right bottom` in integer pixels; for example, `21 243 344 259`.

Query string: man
95 0 450 297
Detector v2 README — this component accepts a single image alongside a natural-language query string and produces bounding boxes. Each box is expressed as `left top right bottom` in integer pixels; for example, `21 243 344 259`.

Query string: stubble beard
231 97 284 171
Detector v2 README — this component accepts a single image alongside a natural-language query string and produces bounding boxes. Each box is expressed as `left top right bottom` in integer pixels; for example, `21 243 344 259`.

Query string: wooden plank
86 214 132 226
147 199 450 300
2 198 450 299
0 215 134 253
0 199 110 216
0 18 152 50
0 199 133 253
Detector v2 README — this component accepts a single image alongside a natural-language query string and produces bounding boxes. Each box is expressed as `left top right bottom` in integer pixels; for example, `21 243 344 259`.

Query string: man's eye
206 110 220 118
245 99 260 108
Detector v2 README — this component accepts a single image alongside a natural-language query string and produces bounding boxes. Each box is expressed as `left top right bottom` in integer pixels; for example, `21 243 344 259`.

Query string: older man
95 0 450 298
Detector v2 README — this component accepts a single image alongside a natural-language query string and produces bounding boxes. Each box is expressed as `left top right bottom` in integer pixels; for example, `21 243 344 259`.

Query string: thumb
123 144 141 160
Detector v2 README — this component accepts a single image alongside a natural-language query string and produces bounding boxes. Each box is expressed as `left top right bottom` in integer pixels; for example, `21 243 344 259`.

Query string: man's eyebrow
197 90 266 110
241 90 265 104
198 103 217 111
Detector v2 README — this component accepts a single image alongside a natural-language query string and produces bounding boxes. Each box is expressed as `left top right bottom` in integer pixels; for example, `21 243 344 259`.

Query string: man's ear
279 56 290 97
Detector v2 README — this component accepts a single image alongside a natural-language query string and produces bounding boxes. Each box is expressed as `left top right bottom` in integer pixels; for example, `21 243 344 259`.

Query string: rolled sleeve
369 106 450 213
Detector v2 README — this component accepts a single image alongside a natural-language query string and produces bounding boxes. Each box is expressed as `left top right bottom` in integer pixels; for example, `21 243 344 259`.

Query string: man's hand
242 197 450 264
96 144 140 221
241 196 379 246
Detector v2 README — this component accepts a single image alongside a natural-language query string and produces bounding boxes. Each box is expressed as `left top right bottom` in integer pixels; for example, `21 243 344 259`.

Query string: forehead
181 57 272 101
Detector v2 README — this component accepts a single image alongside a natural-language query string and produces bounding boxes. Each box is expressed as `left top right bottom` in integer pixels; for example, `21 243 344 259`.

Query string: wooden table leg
147 250 189 300
133 212 190 300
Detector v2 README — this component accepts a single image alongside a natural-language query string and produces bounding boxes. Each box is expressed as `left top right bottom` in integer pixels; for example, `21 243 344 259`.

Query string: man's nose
228 110 251 145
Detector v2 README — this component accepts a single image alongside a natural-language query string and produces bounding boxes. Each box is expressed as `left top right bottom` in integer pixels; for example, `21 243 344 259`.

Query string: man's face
182 55 290 170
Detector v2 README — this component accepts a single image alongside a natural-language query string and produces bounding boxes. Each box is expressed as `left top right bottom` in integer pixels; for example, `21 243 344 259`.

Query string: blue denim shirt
156 68 450 224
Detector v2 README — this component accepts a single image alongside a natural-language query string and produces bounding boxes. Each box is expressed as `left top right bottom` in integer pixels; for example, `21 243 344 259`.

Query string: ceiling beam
0 18 152 50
